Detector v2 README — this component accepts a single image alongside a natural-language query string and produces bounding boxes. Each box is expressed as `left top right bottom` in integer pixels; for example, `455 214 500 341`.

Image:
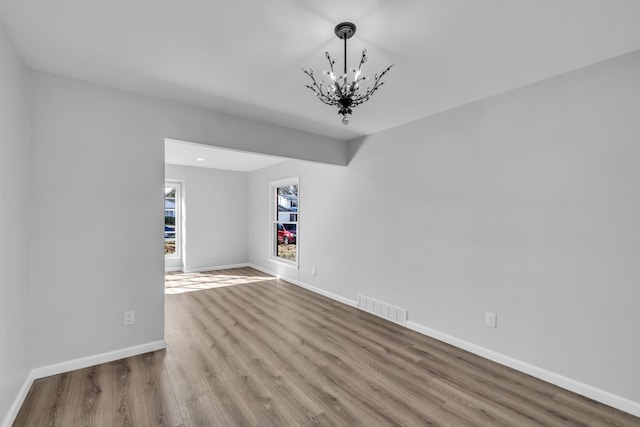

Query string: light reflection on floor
165 271 274 294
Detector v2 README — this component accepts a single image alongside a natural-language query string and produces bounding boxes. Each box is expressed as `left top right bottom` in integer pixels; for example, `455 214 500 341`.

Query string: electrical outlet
124 310 135 326
485 312 497 328
311 267 316 276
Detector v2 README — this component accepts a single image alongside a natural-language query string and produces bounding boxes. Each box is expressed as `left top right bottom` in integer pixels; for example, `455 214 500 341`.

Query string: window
271 178 298 264
165 182 181 258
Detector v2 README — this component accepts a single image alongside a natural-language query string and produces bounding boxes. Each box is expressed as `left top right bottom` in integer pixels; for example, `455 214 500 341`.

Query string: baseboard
247 263 357 307
173 262 640 417
165 266 183 272
405 322 640 418
2 370 35 427
183 263 249 274
31 340 167 380
246 263 273 276
246 263 639 417
280 276 358 308
247 263 272 277
3 340 166 427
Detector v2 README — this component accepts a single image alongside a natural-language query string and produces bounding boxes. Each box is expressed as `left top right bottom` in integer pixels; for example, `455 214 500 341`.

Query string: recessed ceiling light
196 157 205 161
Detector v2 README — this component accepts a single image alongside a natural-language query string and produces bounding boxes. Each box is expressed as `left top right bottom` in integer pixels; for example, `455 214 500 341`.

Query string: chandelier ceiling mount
334 21 356 40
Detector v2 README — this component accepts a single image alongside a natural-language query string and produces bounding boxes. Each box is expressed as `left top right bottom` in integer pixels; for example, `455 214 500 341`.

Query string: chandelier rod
343 34 347 75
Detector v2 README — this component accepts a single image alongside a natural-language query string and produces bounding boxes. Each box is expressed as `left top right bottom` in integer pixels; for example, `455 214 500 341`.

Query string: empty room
1 1 640 426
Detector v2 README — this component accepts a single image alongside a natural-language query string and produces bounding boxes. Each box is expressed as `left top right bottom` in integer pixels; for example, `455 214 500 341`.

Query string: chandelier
303 22 392 125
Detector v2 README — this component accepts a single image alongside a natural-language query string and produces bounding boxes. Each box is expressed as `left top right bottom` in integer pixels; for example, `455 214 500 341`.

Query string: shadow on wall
347 136 366 165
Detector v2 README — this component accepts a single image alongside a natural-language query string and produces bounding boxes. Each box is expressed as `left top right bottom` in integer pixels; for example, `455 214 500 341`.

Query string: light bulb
342 116 349 125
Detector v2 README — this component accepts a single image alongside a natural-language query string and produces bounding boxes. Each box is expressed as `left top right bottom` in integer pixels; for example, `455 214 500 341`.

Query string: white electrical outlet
124 310 135 326
311 267 316 276
485 312 497 328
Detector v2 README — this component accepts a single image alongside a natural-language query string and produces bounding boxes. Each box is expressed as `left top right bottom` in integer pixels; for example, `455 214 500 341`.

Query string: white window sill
269 257 299 270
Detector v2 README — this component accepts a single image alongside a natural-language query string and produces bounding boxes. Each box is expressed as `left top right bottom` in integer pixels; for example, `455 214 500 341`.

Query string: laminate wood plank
193 287 331 414
188 303 307 426
191 300 325 424
241 280 545 425
178 392 230 426
127 352 184 426
14 268 640 426
206 273 639 426
300 413 334 426
198 278 532 424
196 286 331 387
244 277 619 426
168 297 266 426
161 336 213 404
13 374 66 426
99 358 135 426
243 283 522 413
215 292 436 422
187 288 320 426
233 284 448 419
244 273 638 426
198 282 422 422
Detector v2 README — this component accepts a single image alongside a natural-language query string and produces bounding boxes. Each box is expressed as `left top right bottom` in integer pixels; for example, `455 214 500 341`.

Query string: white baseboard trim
247 263 357 307
281 276 358 308
165 267 183 272
31 340 167 380
406 321 640 418
246 263 272 276
183 263 249 274
3 340 166 427
3 370 35 427
246 263 639 417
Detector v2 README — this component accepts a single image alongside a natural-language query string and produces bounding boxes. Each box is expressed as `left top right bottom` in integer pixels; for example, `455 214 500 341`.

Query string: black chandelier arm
349 95 371 108
304 86 339 107
317 96 340 107
358 49 367 71
303 68 328 96
350 87 382 108
372 64 394 89
333 80 345 97
351 64 393 106
303 77 341 107
350 75 367 94
324 52 336 76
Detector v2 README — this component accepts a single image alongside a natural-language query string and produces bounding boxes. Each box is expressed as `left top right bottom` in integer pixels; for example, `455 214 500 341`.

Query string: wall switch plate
485 312 497 328
124 310 135 326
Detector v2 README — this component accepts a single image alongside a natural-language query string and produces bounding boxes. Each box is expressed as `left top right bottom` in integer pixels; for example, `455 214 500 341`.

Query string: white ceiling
165 139 285 172
1 0 640 141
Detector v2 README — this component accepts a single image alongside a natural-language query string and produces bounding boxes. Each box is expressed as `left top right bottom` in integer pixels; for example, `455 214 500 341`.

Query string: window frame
270 177 299 268
165 181 182 260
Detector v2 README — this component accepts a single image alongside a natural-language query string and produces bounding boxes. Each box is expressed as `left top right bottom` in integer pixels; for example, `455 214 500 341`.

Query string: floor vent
357 295 408 326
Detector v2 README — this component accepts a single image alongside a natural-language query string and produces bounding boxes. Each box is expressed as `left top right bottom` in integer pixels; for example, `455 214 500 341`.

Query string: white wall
0 28 32 425
27 70 345 369
249 50 640 408
165 164 248 272
29 72 167 367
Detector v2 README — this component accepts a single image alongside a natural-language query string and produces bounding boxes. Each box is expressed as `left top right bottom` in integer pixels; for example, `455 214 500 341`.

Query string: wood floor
14 267 640 426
